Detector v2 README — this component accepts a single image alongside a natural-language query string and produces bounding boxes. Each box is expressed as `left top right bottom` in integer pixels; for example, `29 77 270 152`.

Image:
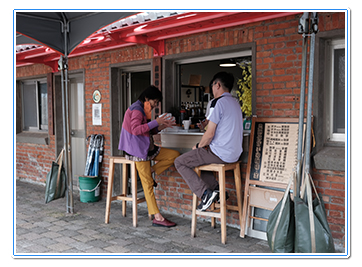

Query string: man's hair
138 85 163 102
211 72 235 92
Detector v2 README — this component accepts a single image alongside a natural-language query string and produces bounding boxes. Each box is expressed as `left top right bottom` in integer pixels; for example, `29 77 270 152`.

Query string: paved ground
14 179 272 257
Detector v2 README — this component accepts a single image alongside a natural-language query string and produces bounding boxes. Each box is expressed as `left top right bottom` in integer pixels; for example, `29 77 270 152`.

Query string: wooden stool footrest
214 203 240 212
115 195 146 203
196 210 221 218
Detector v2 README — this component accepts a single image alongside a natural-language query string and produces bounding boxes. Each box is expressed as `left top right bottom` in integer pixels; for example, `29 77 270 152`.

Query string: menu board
250 121 300 184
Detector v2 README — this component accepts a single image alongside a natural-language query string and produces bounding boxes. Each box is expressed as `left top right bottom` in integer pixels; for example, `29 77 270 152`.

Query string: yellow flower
237 63 252 117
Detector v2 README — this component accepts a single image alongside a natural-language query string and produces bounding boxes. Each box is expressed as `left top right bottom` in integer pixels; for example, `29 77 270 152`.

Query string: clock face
93 90 101 103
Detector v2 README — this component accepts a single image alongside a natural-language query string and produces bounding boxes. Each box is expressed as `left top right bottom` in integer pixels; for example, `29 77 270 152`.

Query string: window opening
327 38 345 142
22 78 47 131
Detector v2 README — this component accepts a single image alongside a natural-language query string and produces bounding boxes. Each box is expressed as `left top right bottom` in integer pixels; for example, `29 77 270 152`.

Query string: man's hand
197 119 209 131
193 121 217 149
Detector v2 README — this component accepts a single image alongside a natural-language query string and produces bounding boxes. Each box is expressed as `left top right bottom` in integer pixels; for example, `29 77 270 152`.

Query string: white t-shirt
207 92 244 163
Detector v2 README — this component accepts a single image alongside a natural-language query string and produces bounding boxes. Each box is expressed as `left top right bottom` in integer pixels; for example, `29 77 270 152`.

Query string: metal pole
59 56 72 213
64 59 74 214
296 12 309 198
61 13 74 213
304 13 318 175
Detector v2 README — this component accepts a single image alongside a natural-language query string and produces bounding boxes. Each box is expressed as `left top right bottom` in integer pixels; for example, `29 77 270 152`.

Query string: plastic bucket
78 176 101 203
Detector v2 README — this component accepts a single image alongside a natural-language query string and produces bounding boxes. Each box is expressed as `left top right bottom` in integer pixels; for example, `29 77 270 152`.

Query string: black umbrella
16 12 136 55
16 11 137 213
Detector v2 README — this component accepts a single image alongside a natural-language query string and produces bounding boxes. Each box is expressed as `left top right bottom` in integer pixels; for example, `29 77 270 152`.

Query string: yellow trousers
135 147 180 215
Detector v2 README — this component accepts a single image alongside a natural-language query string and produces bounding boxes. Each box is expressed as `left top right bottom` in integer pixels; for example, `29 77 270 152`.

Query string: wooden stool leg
121 163 127 217
191 167 200 237
210 202 216 228
131 163 138 227
234 164 243 237
105 158 115 224
240 179 250 238
219 167 227 244
191 193 198 237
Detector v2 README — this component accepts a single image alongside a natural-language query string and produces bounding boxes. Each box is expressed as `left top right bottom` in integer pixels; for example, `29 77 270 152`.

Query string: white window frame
21 78 48 132
326 38 345 143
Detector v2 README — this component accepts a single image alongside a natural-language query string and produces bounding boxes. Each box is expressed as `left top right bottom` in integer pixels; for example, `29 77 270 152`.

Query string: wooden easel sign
241 117 305 238
250 118 300 185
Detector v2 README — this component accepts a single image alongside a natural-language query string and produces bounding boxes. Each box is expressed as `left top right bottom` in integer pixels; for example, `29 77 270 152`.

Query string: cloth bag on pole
45 149 67 203
266 172 295 253
294 173 335 253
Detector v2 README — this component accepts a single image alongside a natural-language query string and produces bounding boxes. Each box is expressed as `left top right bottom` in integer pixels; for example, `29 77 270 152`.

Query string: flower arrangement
236 62 252 117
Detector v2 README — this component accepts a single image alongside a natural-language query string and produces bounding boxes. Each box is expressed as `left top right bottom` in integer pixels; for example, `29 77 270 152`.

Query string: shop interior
175 56 251 125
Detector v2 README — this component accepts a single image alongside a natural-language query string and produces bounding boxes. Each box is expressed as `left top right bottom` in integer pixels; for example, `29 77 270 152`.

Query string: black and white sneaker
213 185 230 203
215 190 229 203
197 189 219 211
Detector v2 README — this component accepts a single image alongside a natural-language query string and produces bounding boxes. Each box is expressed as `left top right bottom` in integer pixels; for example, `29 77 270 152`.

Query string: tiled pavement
15 179 273 257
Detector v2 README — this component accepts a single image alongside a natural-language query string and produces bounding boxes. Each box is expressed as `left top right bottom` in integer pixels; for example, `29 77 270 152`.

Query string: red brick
329 204 345 212
318 181 331 189
272 103 293 109
275 56 286 62
270 89 293 95
326 175 345 183
274 110 285 116
274 69 285 76
263 110 274 116
325 189 345 198
273 96 284 102
331 197 345 205
272 75 294 83
332 183 345 190
256 77 272 83
263 57 274 64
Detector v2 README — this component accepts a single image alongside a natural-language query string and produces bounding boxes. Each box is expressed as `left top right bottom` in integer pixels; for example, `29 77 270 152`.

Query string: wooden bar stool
105 156 146 227
191 162 243 244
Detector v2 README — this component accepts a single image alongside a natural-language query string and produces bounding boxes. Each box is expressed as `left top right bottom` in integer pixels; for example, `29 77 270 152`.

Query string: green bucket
78 176 101 203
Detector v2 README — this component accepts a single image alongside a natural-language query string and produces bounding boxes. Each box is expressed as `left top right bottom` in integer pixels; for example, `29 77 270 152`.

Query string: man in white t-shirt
175 72 243 211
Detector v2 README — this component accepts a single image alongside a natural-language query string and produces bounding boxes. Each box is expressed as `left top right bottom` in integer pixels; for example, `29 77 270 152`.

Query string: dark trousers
174 147 226 198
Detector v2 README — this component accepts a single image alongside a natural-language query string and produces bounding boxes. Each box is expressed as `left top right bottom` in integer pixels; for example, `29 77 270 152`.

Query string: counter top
160 127 204 136
158 127 203 149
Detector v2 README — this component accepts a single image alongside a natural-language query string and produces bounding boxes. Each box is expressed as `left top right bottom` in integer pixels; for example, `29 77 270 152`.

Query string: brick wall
16 12 346 250
162 12 346 249
311 168 346 249
16 135 56 183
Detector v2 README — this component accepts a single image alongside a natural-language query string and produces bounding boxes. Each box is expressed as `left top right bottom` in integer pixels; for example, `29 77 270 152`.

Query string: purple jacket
118 100 159 160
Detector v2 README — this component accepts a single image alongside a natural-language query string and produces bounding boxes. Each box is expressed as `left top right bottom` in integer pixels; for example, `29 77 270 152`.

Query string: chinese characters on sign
261 123 299 184
92 103 102 125
252 123 264 181
251 122 299 184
